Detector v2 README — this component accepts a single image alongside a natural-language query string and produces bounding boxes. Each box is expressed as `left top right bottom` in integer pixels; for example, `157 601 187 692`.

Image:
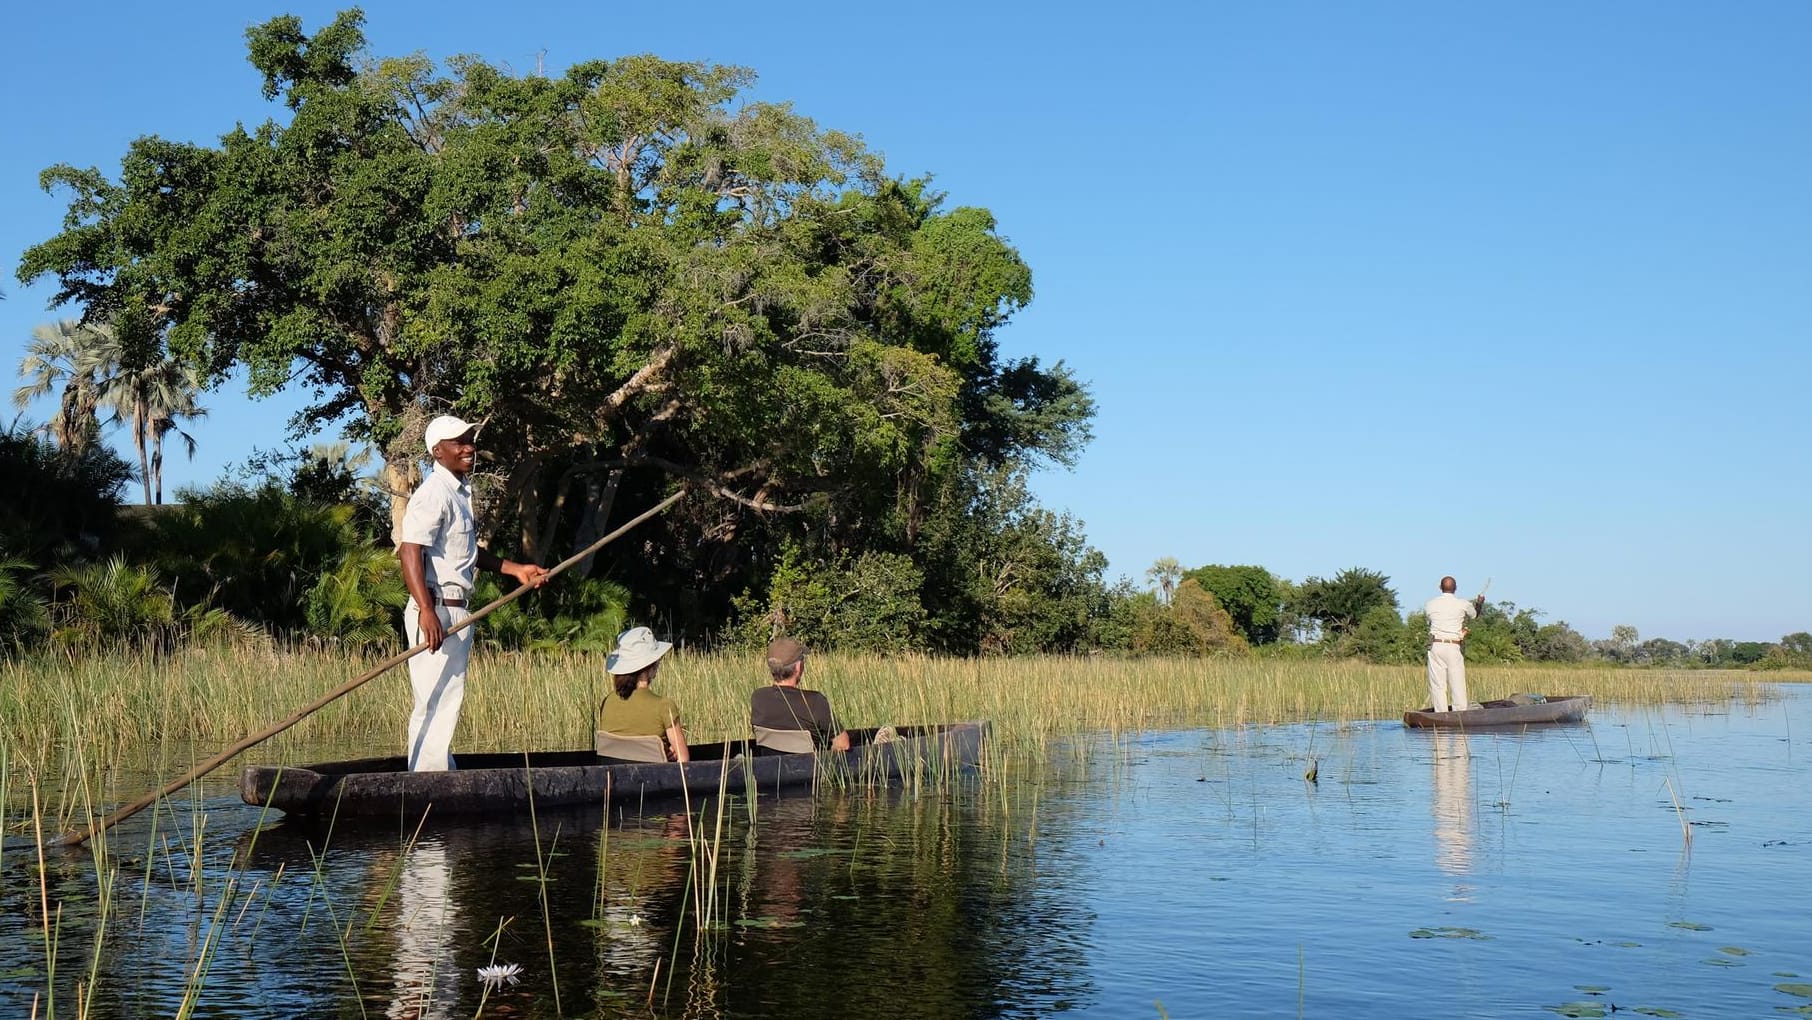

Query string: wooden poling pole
51 488 687 848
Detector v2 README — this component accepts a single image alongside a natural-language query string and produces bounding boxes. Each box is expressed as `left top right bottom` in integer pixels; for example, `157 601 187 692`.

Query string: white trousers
1426 642 1469 713
404 600 472 771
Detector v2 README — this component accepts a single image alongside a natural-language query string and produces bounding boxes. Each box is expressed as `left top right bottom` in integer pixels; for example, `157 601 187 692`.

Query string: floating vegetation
1777 983 1812 998
1667 920 1713 931
1700 957 1742 967
1546 1002 1607 1018
733 916 805 929
1574 985 1610 994
1718 946 1752 956
1409 926 1492 940
1631 1008 1683 1018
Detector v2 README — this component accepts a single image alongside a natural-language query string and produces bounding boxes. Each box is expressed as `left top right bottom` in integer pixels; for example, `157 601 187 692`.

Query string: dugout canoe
238 721 988 818
1402 695 1592 729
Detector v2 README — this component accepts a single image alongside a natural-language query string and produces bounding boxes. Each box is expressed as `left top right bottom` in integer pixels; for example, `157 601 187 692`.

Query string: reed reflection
1430 730 1475 887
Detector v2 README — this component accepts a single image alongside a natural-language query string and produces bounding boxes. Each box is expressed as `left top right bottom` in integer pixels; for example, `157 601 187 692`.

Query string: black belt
430 592 469 608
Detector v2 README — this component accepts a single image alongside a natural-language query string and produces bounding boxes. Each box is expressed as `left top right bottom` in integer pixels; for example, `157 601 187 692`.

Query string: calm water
4 688 1810 1018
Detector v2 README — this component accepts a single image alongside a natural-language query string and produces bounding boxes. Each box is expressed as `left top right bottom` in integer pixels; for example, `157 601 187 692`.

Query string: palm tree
12 319 120 463
1146 555 1182 606
101 356 207 504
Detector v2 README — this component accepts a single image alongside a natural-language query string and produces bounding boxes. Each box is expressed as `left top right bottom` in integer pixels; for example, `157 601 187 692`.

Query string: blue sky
5 2 1808 642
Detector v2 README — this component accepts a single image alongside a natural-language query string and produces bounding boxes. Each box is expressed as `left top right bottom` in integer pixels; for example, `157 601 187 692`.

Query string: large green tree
1292 567 1398 639
1183 564 1286 644
18 11 1091 640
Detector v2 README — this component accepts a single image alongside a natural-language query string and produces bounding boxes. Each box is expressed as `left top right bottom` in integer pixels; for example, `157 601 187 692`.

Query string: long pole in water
51 488 688 848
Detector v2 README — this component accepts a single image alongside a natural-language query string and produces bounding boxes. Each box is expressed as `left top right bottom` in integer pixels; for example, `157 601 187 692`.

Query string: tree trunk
569 469 622 579
381 454 420 543
151 429 164 504
134 397 152 505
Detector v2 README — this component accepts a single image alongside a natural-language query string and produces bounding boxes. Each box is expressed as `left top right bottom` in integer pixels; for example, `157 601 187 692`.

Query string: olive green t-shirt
599 687 682 736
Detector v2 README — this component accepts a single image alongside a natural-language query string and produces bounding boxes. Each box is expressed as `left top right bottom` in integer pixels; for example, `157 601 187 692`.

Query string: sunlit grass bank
1 646 1802 768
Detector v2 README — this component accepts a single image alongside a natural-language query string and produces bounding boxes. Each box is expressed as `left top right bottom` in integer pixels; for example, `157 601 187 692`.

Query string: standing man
396 415 547 771
1424 576 1485 713
751 637 851 752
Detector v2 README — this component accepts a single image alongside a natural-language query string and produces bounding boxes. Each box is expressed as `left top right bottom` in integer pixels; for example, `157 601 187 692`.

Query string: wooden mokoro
238 721 988 818
1403 695 1592 729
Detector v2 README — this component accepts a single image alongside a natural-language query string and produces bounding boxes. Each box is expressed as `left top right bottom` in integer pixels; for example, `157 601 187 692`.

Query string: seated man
750 637 851 753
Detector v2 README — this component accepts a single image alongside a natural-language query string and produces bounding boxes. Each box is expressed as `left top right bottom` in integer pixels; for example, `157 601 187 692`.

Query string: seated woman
598 627 690 763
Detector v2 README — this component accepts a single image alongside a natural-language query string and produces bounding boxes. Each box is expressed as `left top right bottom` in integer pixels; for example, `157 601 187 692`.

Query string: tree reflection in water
161 782 1089 1019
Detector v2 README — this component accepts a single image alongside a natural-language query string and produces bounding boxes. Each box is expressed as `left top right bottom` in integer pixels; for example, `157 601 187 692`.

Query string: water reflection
385 835 460 1020
15 692 1808 1018
1429 729 1474 888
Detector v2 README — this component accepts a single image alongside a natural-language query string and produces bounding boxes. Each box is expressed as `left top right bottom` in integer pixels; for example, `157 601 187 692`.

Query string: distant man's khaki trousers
1427 642 1469 713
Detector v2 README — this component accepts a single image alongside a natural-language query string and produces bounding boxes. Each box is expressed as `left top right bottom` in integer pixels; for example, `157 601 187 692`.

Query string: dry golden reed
1 645 1802 770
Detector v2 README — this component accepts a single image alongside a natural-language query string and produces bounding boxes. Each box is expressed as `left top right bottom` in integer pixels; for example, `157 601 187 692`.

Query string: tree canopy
1293 567 1397 638
18 10 1096 644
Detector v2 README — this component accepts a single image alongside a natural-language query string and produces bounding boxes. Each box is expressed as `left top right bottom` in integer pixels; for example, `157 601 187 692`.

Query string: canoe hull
1403 695 1592 729
239 722 987 818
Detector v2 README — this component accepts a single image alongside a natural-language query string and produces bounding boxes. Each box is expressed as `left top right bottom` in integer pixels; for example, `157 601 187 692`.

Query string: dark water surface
4 689 1810 1018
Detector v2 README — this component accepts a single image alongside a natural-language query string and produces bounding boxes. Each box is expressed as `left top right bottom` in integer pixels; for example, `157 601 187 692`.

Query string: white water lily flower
629 913 643 927
477 962 523 989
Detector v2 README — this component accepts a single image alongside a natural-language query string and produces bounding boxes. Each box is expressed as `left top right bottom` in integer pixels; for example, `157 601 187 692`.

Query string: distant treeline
4 425 1803 667
1152 562 1811 670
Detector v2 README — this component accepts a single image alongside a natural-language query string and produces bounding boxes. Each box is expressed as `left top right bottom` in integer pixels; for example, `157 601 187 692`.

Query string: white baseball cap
424 415 478 453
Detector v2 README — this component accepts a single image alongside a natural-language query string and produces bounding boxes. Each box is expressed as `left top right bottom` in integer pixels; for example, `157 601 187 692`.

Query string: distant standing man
751 638 851 752
1424 576 1485 713
397 415 548 771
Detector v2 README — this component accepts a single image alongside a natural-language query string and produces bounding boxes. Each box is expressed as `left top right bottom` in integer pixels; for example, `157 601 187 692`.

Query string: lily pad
1702 958 1743 967
734 916 805 929
1633 1008 1683 1018
1667 921 1713 931
1546 1003 1607 1018
1777 984 1812 998
1574 985 1611 994
1719 947 1752 957
1410 926 1492 940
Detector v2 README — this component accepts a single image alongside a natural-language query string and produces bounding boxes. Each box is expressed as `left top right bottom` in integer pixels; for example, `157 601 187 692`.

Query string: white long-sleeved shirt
1423 592 1478 640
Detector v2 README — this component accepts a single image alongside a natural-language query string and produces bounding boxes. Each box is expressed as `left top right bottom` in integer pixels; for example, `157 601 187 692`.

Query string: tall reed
2 648 1801 776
